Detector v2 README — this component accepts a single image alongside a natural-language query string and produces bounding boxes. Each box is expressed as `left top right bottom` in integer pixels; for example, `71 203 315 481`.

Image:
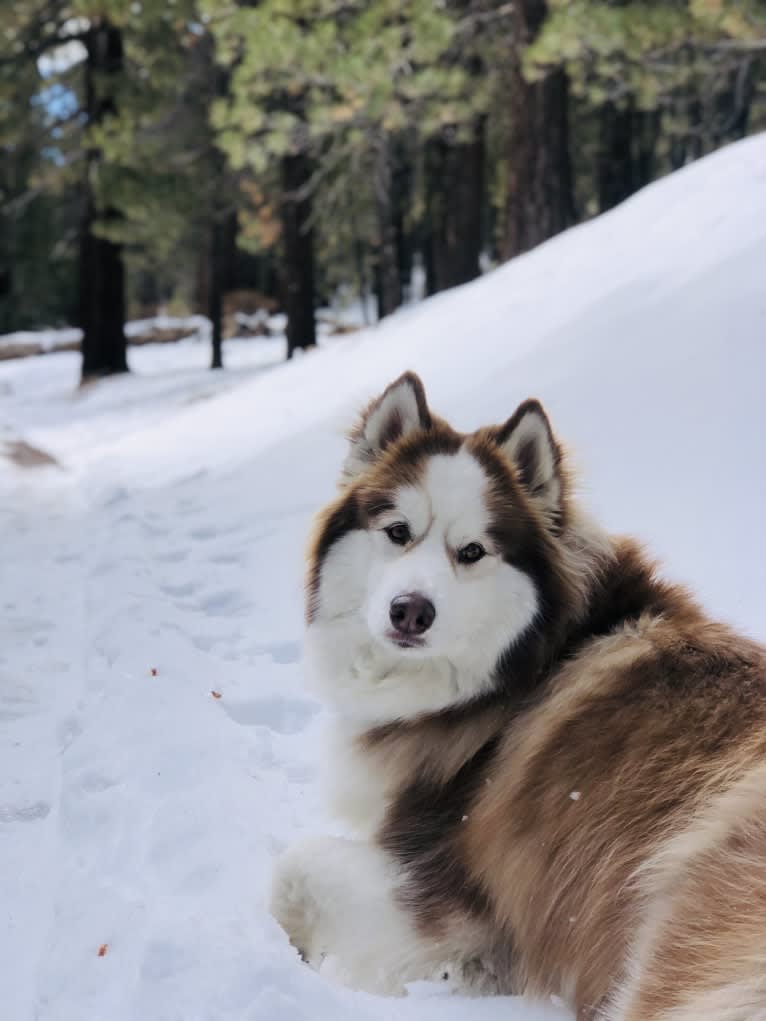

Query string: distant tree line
1 0 764 381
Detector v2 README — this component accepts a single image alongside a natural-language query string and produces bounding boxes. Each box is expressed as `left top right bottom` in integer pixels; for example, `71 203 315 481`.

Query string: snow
0 302 371 363
2 133 765 1021
0 327 82 355
124 316 208 339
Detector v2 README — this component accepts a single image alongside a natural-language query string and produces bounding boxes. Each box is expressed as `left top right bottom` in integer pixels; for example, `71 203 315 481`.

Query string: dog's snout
389 593 436 636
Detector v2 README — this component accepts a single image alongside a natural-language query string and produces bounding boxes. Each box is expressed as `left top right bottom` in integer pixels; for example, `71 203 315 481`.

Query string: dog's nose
389 593 436 636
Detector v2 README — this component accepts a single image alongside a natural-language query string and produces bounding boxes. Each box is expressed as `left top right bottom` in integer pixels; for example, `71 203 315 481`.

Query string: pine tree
1 1 244 373
78 18 128 379
84 4 237 371
208 0 478 333
501 0 576 258
4 0 764 359
1 4 125 373
527 0 766 210
0 32 78 332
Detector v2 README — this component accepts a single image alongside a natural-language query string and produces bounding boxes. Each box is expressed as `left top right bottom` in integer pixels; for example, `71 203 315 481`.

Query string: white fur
269 835 480 995
306 450 539 726
320 719 390 836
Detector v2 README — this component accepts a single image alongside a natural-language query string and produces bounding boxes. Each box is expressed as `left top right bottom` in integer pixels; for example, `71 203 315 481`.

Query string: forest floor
2 134 765 1021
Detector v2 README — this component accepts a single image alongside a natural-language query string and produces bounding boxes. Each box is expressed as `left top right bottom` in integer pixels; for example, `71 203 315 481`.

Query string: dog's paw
269 836 345 967
269 835 469 996
269 846 321 964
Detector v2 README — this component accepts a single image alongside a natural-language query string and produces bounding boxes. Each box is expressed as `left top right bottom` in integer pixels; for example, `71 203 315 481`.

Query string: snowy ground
2 134 766 1021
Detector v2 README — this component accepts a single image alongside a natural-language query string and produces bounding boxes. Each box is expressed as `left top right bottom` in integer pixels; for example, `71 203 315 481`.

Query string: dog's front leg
269 835 458 996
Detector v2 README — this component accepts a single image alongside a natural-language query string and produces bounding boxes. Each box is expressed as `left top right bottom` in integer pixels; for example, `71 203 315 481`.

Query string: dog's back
611 762 766 1021
454 603 766 1017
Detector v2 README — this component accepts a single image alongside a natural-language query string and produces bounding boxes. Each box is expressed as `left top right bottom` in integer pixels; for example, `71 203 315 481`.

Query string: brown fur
610 762 766 1021
464 613 766 1014
362 556 766 1016
307 377 766 1017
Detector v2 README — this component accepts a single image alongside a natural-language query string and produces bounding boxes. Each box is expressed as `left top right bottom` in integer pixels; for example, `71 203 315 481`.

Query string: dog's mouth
385 631 427 651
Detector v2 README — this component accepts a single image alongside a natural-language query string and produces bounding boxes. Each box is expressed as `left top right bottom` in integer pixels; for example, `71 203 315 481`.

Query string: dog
270 371 766 1019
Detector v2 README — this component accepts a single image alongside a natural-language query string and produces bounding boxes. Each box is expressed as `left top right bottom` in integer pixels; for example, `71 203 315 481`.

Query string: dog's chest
322 724 393 837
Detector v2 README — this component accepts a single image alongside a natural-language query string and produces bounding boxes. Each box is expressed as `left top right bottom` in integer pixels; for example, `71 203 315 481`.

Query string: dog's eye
385 523 411 546
457 542 486 565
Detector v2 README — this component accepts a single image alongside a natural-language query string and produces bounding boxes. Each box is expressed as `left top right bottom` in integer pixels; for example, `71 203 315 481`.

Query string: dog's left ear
343 372 431 482
496 399 563 522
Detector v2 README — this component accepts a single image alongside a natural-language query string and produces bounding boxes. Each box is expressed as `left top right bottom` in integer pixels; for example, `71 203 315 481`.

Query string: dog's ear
343 372 431 482
496 399 563 522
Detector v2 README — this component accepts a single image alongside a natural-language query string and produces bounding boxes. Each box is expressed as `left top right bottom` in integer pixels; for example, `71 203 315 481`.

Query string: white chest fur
320 720 392 837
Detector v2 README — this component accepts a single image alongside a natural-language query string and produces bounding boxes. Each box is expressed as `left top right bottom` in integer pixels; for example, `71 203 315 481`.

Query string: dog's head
305 372 602 725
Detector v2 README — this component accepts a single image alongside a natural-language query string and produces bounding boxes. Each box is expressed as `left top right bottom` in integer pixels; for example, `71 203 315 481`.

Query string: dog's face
354 448 539 660
305 373 573 725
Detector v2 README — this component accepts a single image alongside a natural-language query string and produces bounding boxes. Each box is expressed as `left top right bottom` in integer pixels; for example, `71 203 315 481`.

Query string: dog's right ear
343 372 431 482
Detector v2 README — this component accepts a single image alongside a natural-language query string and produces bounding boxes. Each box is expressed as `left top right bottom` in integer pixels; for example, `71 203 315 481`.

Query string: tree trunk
208 140 236 370
635 110 660 190
392 147 414 302
209 218 225 369
594 0 661 214
596 102 659 213
426 117 485 294
669 128 687 171
714 59 754 146
195 242 211 318
502 0 575 260
281 150 316 359
350 205 371 325
422 208 437 298
686 96 704 161
374 140 402 319
79 20 127 382
597 102 635 212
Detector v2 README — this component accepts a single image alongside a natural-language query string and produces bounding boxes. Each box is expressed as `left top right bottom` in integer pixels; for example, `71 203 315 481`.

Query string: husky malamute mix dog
270 372 766 1020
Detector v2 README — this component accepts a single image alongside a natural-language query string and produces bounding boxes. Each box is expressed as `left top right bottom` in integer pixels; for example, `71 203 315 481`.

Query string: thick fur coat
270 373 766 1020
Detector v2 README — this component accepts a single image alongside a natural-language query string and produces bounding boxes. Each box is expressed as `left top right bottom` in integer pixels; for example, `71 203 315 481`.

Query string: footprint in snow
0 689 39 721
155 549 190 564
263 640 302 665
58 716 83 752
101 486 130 508
197 589 250 617
0 800 50 824
188 524 241 541
245 640 302 664
140 939 195 982
160 580 198 599
54 551 82 564
78 771 119 795
219 695 317 734
141 520 171 539
8 617 54 637
205 551 243 565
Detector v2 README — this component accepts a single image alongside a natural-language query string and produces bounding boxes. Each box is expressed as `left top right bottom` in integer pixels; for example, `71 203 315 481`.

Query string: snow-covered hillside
2 134 765 1021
